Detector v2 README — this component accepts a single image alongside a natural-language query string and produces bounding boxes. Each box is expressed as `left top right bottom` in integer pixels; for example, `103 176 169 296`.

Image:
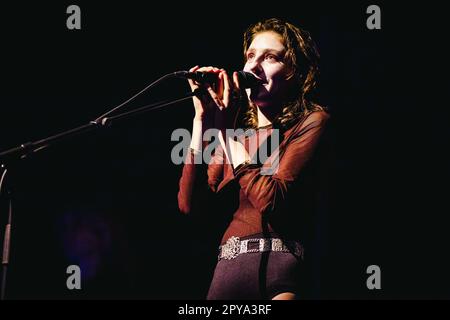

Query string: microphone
173 70 261 89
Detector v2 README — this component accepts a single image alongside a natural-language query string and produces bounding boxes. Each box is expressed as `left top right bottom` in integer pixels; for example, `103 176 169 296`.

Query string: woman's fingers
196 67 224 110
189 66 221 89
206 84 224 110
217 72 224 100
223 71 242 108
188 65 200 91
197 66 219 75
232 71 240 91
222 71 233 107
188 66 239 110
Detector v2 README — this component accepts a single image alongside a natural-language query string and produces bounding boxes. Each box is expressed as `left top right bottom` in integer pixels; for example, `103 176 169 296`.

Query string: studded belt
218 236 304 260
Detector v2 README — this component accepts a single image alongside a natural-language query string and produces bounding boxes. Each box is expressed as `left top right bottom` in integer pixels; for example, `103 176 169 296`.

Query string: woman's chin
250 94 274 109
250 91 269 107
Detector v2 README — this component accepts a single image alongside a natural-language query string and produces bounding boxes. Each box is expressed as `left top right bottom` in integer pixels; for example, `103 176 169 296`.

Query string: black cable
93 72 176 124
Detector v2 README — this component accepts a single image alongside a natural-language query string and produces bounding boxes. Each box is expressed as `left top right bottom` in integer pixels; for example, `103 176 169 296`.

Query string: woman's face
243 31 292 109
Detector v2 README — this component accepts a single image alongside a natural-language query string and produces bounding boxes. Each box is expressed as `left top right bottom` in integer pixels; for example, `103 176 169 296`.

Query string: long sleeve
177 141 226 215
233 111 330 216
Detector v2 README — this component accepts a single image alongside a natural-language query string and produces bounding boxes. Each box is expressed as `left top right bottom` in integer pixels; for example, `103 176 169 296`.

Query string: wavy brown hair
241 18 325 130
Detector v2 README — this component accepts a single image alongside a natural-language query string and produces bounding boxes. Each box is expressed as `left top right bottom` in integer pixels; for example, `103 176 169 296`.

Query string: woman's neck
257 104 281 128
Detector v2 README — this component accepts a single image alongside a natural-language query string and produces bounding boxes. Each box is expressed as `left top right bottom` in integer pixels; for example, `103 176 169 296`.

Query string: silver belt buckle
219 236 304 260
221 236 241 260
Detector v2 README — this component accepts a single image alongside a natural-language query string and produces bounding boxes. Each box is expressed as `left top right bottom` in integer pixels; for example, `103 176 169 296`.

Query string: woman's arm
177 119 225 215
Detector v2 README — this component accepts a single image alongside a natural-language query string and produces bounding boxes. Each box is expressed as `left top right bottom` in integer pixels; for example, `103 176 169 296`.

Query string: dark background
0 1 448 299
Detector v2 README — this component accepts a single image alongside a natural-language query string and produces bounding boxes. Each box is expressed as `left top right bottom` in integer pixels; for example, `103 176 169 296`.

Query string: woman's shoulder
287 109 330 135
303 109 330 125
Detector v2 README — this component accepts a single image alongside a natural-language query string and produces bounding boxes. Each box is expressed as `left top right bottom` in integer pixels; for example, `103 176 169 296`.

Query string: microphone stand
0 166 11 301
0 88 205 299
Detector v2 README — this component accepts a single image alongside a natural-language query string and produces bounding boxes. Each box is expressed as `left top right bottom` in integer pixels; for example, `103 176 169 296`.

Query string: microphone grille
237 71 260 88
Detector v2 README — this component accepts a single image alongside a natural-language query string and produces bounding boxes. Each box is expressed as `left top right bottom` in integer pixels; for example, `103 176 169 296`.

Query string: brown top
178 111 330 245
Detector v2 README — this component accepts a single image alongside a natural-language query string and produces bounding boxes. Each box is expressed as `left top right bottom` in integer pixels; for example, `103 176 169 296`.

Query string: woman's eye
265 54 278 61
247 53 255 60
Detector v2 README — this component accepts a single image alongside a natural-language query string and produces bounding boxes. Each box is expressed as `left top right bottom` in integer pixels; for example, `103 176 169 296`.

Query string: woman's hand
188 65 250 167
188 65 243 129
211 70 243 130
187 65 221 122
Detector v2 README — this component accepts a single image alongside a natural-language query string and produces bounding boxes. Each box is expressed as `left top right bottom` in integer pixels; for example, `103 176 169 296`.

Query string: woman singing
178 18 330 300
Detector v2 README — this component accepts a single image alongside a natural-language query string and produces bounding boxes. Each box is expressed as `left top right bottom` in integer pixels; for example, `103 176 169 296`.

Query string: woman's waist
220 227 302 245
218 231 304 260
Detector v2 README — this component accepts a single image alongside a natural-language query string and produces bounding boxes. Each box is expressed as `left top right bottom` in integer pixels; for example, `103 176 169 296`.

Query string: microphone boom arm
0 88 205 164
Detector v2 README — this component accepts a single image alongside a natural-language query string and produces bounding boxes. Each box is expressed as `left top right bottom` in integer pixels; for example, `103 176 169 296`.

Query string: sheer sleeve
177 143 226 214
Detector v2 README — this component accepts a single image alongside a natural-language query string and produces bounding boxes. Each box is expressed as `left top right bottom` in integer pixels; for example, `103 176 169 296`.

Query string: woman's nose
246 59 263 75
